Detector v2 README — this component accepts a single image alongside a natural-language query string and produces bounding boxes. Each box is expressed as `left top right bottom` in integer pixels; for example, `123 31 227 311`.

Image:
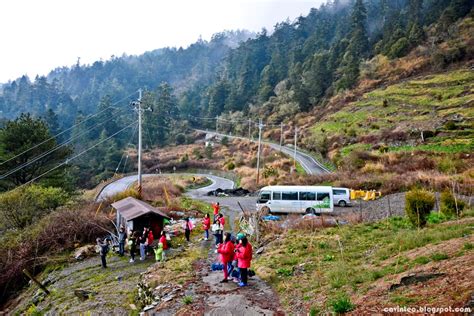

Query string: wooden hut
111 197 170 239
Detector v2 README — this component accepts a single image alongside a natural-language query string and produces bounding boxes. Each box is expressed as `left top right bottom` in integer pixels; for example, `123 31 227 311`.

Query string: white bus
256 185 334 214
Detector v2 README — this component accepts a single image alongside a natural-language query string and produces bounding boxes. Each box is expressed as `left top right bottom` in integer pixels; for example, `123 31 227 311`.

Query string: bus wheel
261 206 271 215
306 208 317 215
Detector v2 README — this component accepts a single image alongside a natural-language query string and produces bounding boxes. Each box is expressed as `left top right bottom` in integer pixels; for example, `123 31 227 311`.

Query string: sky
0 0 325 83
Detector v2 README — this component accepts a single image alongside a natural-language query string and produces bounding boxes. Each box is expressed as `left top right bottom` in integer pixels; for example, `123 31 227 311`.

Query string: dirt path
151 239 284 315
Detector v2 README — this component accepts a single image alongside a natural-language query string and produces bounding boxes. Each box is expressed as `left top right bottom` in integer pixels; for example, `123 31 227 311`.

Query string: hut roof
111 197 170 221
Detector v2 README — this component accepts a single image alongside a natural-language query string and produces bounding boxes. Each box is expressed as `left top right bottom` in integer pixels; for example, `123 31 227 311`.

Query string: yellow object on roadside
350 189 382 201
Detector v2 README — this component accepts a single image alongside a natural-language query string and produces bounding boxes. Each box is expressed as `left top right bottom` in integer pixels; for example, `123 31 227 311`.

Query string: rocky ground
9 252 156 315
143 239 285 316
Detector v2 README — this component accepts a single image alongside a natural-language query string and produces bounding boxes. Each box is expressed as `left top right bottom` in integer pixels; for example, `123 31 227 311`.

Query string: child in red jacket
202 213 211 240
217 232 235 283
235 236 252 287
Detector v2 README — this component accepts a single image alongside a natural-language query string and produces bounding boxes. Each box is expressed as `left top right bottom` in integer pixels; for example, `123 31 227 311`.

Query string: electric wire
0 90 139 166
15 121 137 190
0 106 133 180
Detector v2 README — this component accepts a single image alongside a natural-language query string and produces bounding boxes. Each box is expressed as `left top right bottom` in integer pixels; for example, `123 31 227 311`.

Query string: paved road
96 173 256 231
96 173 235 202
195 129 331 175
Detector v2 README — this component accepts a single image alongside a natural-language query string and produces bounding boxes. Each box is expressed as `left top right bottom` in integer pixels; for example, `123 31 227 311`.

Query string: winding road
195 129 331 175
96 173 235 201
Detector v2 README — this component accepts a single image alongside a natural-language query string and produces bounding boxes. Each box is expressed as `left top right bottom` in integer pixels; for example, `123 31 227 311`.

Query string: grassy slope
253 212 474 314
312 69 473 157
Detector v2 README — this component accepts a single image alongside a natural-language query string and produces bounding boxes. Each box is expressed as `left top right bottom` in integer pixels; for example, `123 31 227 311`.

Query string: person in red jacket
212 202 220 221
217 232 235 283
235 236 252 287
146 228 154 256
159 230 169 261
202 213 211 240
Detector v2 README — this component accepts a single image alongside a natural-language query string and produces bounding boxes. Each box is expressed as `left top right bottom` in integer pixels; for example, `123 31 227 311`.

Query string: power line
0 106 132 180
0 90 138 167
15 121 137 190
114 123 138 176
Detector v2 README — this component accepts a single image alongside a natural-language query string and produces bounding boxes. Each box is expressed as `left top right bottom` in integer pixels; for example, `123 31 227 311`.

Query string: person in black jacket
118 225 127 256
96 238 110 268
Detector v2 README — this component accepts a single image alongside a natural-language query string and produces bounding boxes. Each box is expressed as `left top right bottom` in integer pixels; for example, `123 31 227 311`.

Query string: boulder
73 245 97 260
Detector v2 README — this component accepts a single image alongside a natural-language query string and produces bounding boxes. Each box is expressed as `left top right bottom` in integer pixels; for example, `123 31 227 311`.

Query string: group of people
202 202 226 245
96 201 254 288
96 225 169 268
206 202 254 287
217 232 253 287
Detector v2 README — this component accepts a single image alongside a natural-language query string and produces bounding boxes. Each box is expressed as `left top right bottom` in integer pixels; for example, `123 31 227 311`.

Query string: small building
111 197 170 239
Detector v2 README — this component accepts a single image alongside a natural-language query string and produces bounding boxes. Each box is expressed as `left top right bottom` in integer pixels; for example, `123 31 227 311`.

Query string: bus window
299 192 316 200
258 191 271 203
282 191 298 200
317 192 330 201
273 192 281 200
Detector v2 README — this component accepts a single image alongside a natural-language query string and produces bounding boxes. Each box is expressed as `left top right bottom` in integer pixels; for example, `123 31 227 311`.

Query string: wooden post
23 269 50 295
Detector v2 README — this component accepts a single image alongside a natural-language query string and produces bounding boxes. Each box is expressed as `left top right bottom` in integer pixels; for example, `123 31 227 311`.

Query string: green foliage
0 185 69 230
262 165 278 178
430 252 448 261
440 190 465 216
388 37 410 58
444 121 457 130
182 296 193 305
328 293 355 314
192 148 203 160
180 154 189 163
276 268 293 276
226 161 235 171
0 114 73 191
427 212 450 224
412 256 430 265
204 144 213 159
221 136 229 146
405 189 435 227
175 133 186 145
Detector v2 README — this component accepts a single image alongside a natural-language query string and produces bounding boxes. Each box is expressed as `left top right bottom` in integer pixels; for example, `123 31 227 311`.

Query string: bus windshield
258 191 271 203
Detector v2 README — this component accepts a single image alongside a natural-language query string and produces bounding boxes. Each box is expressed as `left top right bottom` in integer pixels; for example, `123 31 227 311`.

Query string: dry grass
0 204 113 304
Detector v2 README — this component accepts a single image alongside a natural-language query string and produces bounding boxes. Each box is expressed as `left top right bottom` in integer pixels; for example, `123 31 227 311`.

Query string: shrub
405 189 435 227
427 212 449 224
0 185 69 230
192 148 203 159
263 165 278 178
204 144 213 159
175 133 186 145
440 190 465 216
444 121 456 130
182 296 193 305
329 293 355 314
180 154 189 163
430 252 448 261
221 136 229 146
388 37 410 59
226 161 235 171
0 205 112 305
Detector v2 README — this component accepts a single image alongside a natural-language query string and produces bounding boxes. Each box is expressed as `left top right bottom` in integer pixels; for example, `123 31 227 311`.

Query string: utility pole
256 118 264 186
279 122 283 150
248 118 252 141
137 89 143 196
294 126 297 168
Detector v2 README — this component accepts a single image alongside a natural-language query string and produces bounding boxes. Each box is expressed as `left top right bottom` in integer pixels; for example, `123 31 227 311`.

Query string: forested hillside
0 0 472 188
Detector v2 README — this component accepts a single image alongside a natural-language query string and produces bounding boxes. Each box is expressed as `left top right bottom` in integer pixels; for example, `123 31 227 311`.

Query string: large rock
73 245 97 261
